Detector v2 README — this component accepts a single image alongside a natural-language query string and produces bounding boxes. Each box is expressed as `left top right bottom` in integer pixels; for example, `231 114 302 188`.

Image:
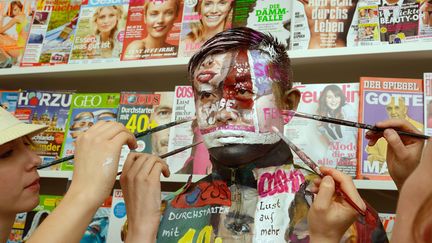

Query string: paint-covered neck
210 140 293 187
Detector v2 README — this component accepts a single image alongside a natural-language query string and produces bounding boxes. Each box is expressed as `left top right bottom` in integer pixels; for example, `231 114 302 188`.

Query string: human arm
0 17 18 34
27 121 137 243
308 166 366 243
120 153 170 243
365 119 424 190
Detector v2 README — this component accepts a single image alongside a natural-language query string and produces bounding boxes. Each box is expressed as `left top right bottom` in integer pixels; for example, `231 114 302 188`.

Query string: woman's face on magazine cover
96 7 118 33
151 92 173 156
325 90 341 111
200 0 232 30
0 137 41 214
145 0 177 39
12 4 22 17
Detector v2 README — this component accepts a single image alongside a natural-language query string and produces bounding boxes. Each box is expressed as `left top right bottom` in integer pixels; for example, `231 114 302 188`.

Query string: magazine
178 0 233 57
166 85 211 174
284 83 359 177
0 90 19 114
357 2 381 45
232 0 292 47
0 0 37 68
121 0 183 60
424 73 432 135
378 1 419 44
80 197 112 243
14 90 73 170
69 0 129 64
60 93 120 171
419 0 432 42
20 0 81 66
358 77 424 180
117 91 164 171
290 0 359 49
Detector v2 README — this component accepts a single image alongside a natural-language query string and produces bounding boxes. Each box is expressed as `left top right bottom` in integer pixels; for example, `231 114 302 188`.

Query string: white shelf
38 171 396 190
354 180 397 191
39 171 72 179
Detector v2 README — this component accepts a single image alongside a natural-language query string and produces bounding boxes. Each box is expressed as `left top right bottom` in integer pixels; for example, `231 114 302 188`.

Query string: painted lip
196 71 217 83
24 177 40 192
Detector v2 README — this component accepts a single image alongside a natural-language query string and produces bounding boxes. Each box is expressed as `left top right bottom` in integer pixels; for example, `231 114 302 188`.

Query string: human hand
308 166 366 243
69 121 137 206
366 119 424 190
120 153 170 243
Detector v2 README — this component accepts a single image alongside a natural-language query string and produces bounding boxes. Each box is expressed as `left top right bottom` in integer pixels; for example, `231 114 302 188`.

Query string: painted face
325 90 341 111
193 49 285 150
151 92 173 156
145 0 177 40
200 0 231 30
0 137 41 215
96 7 118 33
386 97 407 119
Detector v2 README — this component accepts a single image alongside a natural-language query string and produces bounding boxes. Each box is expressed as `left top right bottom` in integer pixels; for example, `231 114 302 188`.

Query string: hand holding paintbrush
271 126 366 217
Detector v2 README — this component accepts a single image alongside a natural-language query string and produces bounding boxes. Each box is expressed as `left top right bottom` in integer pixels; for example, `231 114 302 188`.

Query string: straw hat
0 107 47 145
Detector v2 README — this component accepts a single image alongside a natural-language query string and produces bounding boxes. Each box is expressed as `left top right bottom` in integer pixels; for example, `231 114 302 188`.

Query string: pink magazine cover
121 0 183 60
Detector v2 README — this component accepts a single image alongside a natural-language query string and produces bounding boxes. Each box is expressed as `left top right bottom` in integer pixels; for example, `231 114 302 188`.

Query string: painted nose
215 109 238 124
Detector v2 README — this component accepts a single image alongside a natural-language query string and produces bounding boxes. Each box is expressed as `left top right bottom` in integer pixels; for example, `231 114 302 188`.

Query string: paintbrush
271 126 366 217
283 110 429 140
37 117 195 170
116 141 203 176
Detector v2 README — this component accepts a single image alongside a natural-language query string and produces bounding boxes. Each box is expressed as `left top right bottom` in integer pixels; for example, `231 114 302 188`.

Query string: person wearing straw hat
0 107 139 243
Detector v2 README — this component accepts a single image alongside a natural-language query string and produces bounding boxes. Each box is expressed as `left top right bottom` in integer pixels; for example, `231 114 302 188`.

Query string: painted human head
188 27 299 166
143 0 180 40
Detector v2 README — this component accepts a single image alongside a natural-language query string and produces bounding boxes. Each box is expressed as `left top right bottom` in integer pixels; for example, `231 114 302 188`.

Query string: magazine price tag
125 114 158 133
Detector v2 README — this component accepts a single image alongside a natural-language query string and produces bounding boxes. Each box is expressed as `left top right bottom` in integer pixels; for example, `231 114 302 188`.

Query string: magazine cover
378 1 419 44
69 0 128 64
7 195 63 242
0 90 19 114
167 85 211 174
358 3 381 45
7 213 27 243
14 90 73 170
419 0 432 41
378 213 396 239
232 0 291 47
0 0 36 68
20 0 81 66
60 93 120 171
178 0 233 57
117 91 161 171
424 73 432 135
106 189 126 243
80 196 112 243
358 77 424 180
284 83 359 177
106 189 171 243
121 0 183 60
290 0 359 50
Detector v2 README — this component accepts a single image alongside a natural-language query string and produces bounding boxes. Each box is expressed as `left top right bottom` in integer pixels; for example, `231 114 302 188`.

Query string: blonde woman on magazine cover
181 0 233 54
0 107 142 243
85 5 125 59
123 0 181 60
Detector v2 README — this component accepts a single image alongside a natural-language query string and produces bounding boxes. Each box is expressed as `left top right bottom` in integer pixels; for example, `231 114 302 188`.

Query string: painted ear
283 88 300 111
